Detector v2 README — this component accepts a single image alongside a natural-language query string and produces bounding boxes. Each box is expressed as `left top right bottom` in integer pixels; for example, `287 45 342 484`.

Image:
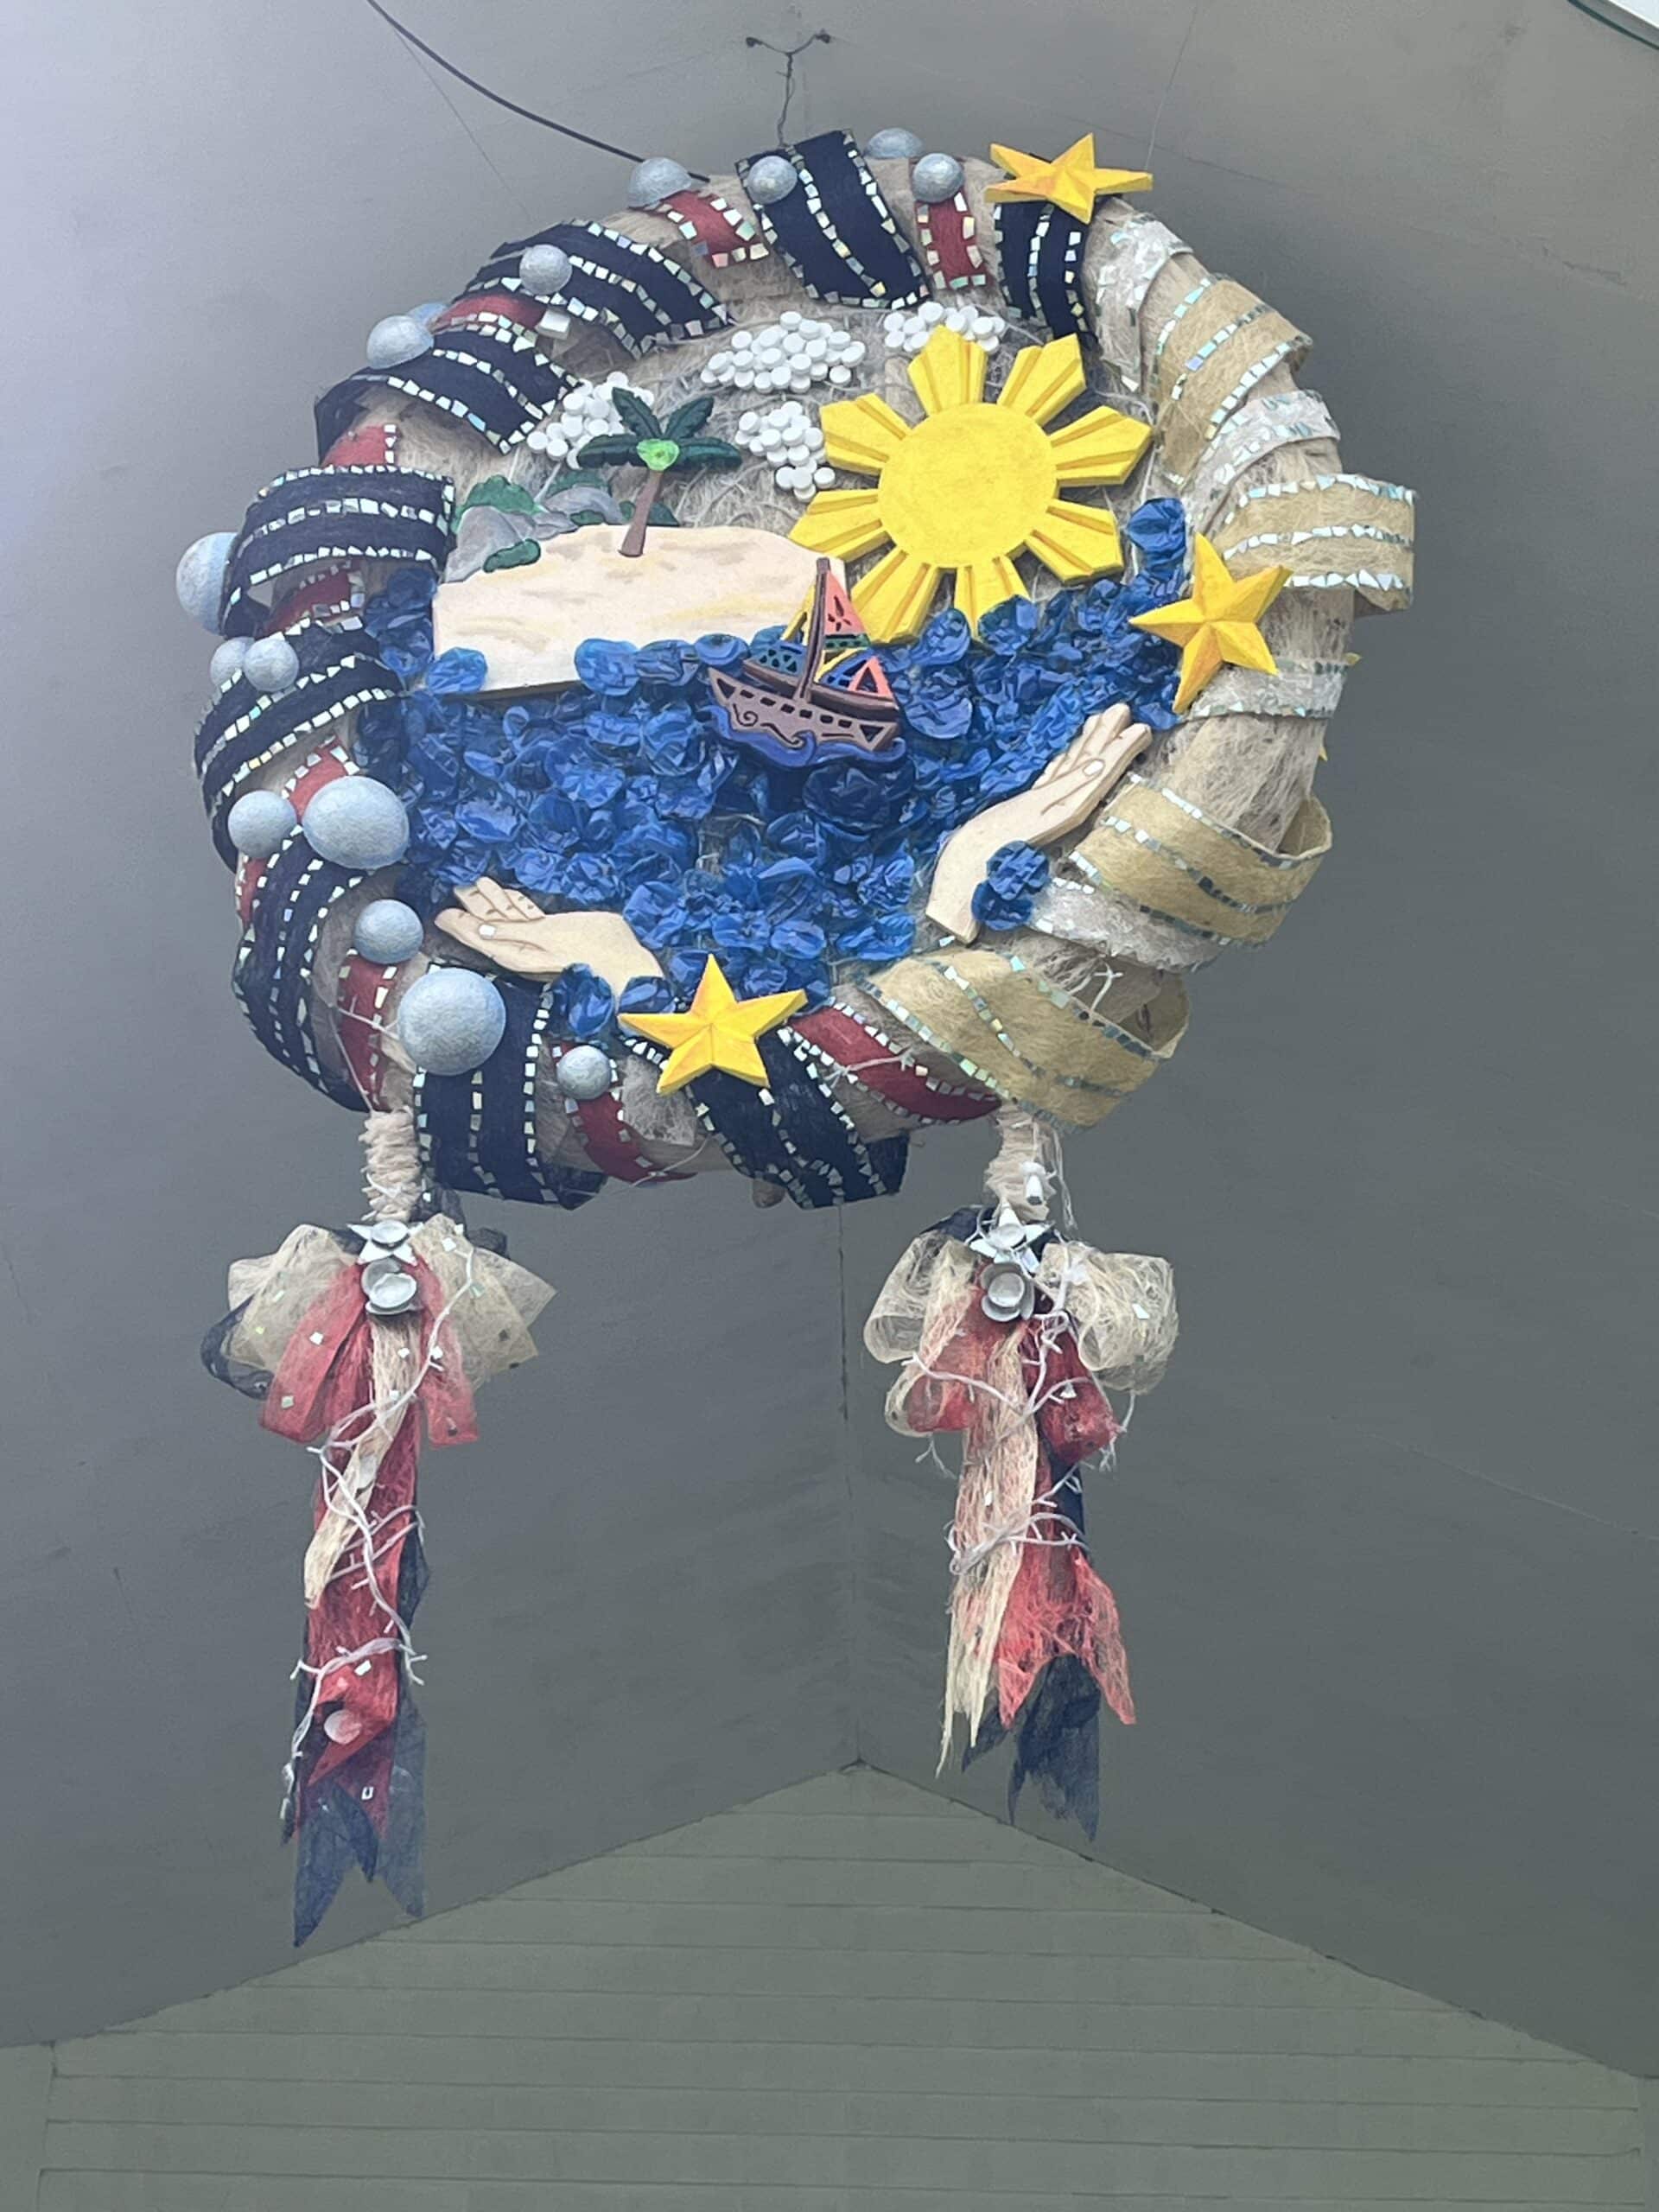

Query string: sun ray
1046 406 1153 486
910 327 986 417
820 393 911 475
1025 498 1124 582
995 335 1085 426
954 556 1026 632
790 486 890 561
854 545 942 642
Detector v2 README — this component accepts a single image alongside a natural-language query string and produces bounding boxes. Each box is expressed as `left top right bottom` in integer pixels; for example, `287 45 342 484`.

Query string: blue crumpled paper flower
972 840 1051 931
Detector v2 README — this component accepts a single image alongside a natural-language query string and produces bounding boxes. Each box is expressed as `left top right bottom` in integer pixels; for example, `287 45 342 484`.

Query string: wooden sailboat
707 558 904 769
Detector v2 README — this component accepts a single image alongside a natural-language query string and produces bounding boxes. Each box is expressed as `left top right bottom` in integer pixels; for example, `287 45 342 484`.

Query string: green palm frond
673 438 744 468
574 434 643 467
612 389 664 442
664 394 715 442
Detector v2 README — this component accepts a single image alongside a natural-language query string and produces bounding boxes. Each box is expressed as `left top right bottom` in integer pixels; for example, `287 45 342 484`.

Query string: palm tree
576 391 742 558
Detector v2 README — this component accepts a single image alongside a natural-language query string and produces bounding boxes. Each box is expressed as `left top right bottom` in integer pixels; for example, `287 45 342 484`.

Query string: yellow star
1128 535 1290 714
985 134 1152 225
620 954 807 1094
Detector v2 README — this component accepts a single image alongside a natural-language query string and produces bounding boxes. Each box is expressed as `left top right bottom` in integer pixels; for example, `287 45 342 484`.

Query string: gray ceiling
2 0 1656 2074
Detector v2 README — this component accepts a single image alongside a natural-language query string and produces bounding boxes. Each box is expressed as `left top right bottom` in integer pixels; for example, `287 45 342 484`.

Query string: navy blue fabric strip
662 1028 911 1209
313 335 570 458
737 131 926 307
995 200 1043 319
993 200 1087 335
468 223 728 352
235 468 451 550
200 667 397 867
416 996 606 1210
232 836 365 1112
471 980 545 1204
222 512 449 633
1032 207 1089 337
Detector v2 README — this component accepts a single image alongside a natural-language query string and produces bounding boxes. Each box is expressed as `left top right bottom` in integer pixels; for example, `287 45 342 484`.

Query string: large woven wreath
179 127 1413 1938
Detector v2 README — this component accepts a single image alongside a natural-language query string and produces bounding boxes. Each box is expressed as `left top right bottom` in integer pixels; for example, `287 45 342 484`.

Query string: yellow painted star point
619 954 806 1094
986 134 1153 224
1128 534 1290 713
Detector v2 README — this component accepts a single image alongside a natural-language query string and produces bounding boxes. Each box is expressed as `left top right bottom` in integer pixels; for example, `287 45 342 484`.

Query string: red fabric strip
261 569 362 633
435 290 542 333
795 1006 998 1123
916 192 988 289
321 422 398 468
653 189 762 268
235 857 267 926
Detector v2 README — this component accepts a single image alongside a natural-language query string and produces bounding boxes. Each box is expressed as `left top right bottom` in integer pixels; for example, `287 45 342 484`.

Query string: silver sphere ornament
865 127 925 161
353 898 425 965
627 156 692 207
242 632 300 695
408 299 449 328
555 1044 614 1102
518 243 572 295
209 636 251 688
365 313 434 369
175 531 234 631
301 777 409 871
226 790 298 859
745 154 799 206
912 152 964 204
397 968 508 1077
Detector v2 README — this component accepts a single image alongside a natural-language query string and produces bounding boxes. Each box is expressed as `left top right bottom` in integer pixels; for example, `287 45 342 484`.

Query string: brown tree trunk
619 469 666 558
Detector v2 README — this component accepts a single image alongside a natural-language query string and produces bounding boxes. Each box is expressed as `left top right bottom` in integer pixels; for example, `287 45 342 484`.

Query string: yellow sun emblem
790 326 1153 642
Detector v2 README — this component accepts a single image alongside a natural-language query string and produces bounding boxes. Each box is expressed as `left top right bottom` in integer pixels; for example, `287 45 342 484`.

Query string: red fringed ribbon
264 1255 476 1875
892 1287 1134 1736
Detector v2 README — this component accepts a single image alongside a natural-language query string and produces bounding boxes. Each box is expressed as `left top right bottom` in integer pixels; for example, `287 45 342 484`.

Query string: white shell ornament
209 636 251 688
518 243 572 295
365 314 434 369
301 778 410 871
175 531 234 631
555 1044 615 1102
242 633 300 696
865 127 925 161
912 152 965 204
745 155 799 206
627 156 692 207
353 899 425 965
363 1259 421 1315
397 968 507 1077
981 1262 1036 1323
225 790 298 859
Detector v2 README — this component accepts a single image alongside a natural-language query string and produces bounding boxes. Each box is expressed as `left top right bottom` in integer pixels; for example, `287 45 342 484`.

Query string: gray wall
16 1769 1648 2207
0 0 1655 2076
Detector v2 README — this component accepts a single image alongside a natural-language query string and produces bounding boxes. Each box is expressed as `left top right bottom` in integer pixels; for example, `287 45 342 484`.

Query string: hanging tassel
865 1106 1178 1831
204 1105 553 1941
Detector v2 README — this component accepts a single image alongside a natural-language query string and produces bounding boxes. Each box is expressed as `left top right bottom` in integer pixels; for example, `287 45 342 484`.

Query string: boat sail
707 558 904 769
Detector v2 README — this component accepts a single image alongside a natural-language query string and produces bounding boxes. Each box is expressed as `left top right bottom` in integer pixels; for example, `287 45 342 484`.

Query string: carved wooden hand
435 879 664 994
925 703 1152 943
